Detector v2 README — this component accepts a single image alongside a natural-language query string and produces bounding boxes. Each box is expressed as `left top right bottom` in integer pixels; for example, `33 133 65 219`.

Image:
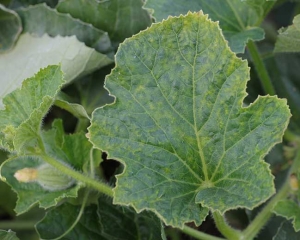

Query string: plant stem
247 40 276 96
212 212 241 240
38 155 113 197
242 149 300 239
0 220 36 230
182 225 226 240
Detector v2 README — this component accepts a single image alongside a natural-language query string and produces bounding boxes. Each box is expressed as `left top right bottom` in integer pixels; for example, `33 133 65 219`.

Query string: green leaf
0 33 113 109
144 0 273 53
54 99 90 120
17 3 112 54
0 65 64 152
89 12 291 227
0 5 22 52
0 120 94 214
274 14 300 53
36 198 166 240
0 230 19 240
273 220 300 240
274 200 300 232
0 155 81 214
56 0 152 47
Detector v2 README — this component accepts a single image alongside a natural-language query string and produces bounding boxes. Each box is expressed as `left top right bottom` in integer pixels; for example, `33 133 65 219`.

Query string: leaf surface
0 230 19 240
144 0 274 53
57 0 152 47
89 12 291 227
0 5 22 52
36 198 166 240
275 14 300 53
0 33 113 109
17 3 112 54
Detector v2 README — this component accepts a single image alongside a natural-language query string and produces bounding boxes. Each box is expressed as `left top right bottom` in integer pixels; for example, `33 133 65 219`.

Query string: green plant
0 0 300 239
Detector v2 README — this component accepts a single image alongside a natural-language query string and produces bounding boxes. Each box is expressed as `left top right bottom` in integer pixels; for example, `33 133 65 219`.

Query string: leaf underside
0 33 112 108
89 12 291 227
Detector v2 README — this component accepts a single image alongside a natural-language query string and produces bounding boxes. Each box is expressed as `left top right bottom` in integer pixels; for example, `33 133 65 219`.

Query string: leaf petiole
181 225 226 240
212 212 241 240
247 40 276 96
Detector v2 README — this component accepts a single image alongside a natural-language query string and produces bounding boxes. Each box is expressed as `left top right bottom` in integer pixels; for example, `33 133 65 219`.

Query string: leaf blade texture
89 12 291 227
275 14 300 53
144 0 272 53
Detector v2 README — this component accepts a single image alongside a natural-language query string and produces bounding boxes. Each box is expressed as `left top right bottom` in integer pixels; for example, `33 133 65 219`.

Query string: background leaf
144 0 274 53
36 197 166 240
0 230 19 240
17 3 112 54
273 199 300 232
89 12 290 227
0 33 113 109
0 5 22 52
56 0 152 48
275 14 300 53
273 220 300 240
8 0 58 8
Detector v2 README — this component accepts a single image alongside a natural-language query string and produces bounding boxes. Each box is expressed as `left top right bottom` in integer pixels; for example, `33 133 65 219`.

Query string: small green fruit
14 163 75 191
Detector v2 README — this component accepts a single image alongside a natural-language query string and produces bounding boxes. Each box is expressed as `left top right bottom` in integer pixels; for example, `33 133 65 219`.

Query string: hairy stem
212 212 241 240
182 225 226 240
242 149 300 239
247 40 276 96
38 154 113 197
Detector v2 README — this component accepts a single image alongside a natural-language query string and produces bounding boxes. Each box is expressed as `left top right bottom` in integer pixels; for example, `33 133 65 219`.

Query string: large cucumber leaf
144 0 275 53
89 12 290 227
